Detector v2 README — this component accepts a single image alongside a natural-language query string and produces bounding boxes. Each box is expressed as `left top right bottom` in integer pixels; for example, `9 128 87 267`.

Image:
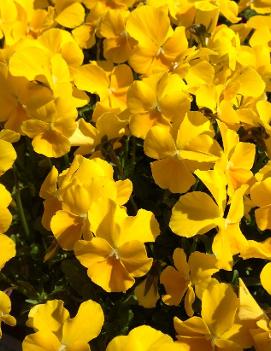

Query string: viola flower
0 291 16 338
9 28 84 83
40 156 132 250
22 299 104 351
99 9 137 63
74 199 160 292
127 72 191 139
215 122 256 197
126 5 191 75
144 111 221 193
0 63 29 132
170 168 248 269
69 111 128 156
21 95 78 158
74 62 133 111
174 282 251 351
185 60 220 113
160 248 219 316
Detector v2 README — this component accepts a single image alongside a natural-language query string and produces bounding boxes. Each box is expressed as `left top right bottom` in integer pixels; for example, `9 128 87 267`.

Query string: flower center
109 248 120 260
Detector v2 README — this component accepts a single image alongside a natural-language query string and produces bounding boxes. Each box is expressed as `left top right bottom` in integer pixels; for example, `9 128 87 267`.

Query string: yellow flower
9 28 84 85
126 5 190 75
74 62 133 111
21 96 78 158
144 111 221 193
0 62 29 132
106 325 183 351
41 156 133 250
23 299 104 351
170 168 248 269
215 121 256 197
128 72 191 139
99 9 137 63
185 60 220 113
174 282 250 351
74 199 159 292
0 291 16 338
160 248 219 316
69 112 128 156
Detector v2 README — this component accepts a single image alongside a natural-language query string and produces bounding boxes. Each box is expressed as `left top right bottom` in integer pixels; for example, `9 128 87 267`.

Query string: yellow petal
260 263 271 295
202 282 238 338
50 210 85 250
134 277 159 309
41 198 62 232
157 73 190 121
0 233 16 269
144 125 176 159
194 169 226 214
160 266 189 306
151 158 195 194
56 2 85 28
184 285 195 317
255 206 271 231
115 179 133 205
62 300 104 344
238 278 265 322
174 316 210 337
39 166 58 199
0 183 12 208
118 240 153 277
230 142 255 171
32 131 71 158
126 5 170 51
170 192 220 237
188 252 218 298
118 209 160 245
250 178 271 207
62 182 91 216
238 67 265 98
27 300 69 336
241 238 271 260
22 331 61 351
179 134 221 163
127 76 158 114
74 238 134 292
9 47 50 81
74 64 108 99
0 206 12 233
0 140 16 175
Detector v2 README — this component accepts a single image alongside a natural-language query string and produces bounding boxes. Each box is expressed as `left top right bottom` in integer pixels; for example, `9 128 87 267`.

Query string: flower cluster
1 0 271 350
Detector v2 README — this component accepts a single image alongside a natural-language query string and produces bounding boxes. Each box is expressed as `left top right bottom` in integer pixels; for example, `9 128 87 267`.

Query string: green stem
14 170 31 241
